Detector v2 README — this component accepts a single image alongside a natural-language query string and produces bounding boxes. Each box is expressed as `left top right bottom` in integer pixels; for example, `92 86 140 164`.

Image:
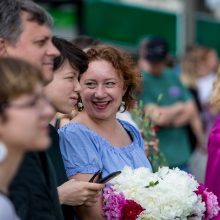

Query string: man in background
138 37 201 171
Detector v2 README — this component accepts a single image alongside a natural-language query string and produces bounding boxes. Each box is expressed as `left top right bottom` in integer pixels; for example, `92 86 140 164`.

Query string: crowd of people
0 0 220 220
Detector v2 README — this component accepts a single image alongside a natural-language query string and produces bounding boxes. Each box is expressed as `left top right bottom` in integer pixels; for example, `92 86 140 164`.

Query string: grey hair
0 0 53 44
0 0 21 43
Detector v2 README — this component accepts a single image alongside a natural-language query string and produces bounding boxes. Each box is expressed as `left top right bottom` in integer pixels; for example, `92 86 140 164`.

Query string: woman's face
44 60 81 114
0 83 55 151
206 50 218 73
80 60 126 121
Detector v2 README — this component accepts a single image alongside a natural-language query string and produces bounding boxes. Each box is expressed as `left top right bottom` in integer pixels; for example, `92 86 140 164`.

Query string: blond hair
210 66 220 113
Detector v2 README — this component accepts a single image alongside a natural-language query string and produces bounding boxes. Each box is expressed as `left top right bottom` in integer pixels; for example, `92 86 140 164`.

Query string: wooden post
184 0 196 48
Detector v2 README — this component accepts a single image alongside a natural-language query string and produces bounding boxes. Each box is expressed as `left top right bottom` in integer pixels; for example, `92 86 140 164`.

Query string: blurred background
34 0 220 57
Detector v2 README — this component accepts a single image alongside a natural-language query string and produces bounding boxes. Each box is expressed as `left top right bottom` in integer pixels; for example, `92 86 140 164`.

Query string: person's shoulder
48 124 57 134
117 112 138 128
118 119 139 134
208 117 220 148
164 68 182 82
141 70 152 80
212 117 220 131
118 119 144 147
58 122 84 133
164 68 176 76
58 122 96 140
14 152 40 173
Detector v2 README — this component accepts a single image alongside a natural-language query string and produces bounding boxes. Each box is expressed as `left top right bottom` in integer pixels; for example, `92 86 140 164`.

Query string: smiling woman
59 45 152 219
0 57 54 220
44 36 88 115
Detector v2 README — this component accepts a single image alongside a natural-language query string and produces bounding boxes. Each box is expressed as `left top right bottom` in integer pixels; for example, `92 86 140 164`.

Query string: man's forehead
20 11 52 36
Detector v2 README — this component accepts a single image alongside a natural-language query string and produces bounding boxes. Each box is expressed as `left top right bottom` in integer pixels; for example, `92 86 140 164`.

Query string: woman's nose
74 80 81 92
94 85 105 98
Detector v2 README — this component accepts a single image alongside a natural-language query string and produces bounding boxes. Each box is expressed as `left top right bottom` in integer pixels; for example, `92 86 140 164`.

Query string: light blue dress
58 119 152 179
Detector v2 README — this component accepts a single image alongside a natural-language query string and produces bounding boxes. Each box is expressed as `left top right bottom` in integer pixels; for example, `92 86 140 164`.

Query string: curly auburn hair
85 45 141 110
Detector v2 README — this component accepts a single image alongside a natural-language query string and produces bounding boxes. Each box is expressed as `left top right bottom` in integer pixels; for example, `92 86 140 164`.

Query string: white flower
109 166 206 220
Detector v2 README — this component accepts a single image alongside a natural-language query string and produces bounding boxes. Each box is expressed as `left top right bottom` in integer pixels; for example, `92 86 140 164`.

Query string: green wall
45 0 220 56
83 0 183 55
196 15 220 55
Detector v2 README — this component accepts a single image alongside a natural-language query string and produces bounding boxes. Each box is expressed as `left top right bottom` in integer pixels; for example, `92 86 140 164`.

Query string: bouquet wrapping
102 166 219 220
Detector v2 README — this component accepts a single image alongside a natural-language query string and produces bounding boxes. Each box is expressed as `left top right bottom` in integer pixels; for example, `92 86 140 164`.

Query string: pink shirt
205 116 220 219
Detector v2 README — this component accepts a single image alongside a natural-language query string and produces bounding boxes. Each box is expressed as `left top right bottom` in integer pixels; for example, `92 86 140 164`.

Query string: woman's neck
74 111 131 147
0 146 23 194
76 111 118 132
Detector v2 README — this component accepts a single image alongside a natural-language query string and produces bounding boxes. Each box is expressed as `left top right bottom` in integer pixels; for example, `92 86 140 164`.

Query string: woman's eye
106 82 116 88
65 77 74 81
85 82 96 88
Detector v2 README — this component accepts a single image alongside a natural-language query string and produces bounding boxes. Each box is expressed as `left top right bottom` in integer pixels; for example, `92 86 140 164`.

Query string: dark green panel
196 15 220 56
48 8 76 27
83 0 178 54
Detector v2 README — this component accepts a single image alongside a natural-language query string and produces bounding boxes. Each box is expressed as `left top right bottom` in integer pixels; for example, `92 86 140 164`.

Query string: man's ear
0 38 7 57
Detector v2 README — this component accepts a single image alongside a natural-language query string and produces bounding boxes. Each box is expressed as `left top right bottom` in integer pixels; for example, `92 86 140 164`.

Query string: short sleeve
58 124 102 177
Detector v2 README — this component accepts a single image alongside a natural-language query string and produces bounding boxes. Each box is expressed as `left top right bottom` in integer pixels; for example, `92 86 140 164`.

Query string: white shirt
197 73 216 105
116 111 139 129
0 193 20 220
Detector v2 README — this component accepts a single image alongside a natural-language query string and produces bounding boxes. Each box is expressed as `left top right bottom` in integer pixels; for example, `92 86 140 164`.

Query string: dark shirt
187 87 203 152
9 126 64 220
48 124 67 186
47 124 75 220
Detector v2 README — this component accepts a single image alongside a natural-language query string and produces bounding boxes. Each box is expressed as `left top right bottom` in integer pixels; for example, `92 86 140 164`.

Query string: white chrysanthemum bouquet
102 166 219 220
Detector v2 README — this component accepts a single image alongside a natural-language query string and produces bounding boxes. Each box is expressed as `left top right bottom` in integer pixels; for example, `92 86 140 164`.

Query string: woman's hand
57 179 104 206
